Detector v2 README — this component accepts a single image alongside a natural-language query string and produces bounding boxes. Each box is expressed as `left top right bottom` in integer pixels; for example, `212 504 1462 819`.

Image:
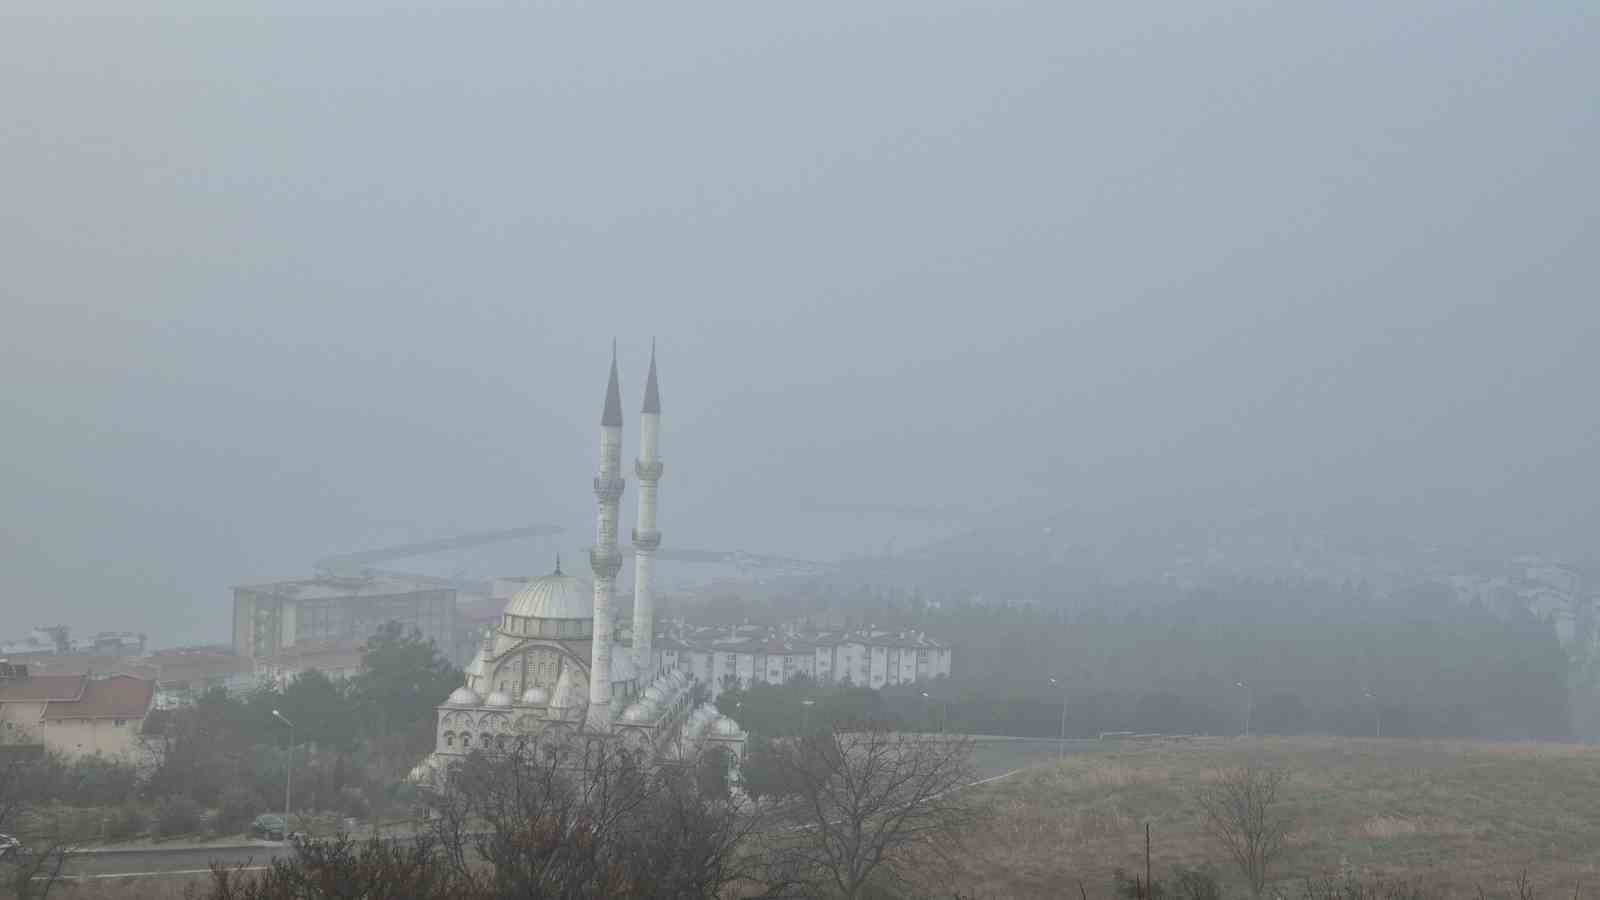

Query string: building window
114 718 127 727
461 733 471 748
445 732 455 747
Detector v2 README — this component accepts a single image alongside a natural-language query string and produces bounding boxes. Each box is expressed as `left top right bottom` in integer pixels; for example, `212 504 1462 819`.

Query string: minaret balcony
593 476 625 502
634 460 664 481
590 546 624 578
632 529 662 552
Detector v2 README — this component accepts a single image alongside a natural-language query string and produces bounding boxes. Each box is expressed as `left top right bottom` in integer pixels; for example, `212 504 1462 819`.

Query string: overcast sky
3 0 1597 645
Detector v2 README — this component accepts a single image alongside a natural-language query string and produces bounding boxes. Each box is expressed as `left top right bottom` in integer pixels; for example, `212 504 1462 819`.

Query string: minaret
587 343 625 732
632 342 663 675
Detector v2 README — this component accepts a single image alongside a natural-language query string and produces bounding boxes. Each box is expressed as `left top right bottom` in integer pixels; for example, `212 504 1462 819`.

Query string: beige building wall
40 716 145 759
0 701 45 744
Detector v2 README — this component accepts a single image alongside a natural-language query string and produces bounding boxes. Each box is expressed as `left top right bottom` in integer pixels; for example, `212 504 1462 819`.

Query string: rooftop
233 573 455 601
42 675 155 720
0 673 86 703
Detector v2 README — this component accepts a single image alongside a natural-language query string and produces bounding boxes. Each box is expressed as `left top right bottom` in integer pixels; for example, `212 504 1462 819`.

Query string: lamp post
800 698 815 735
271 710 295 840
1049 676 1068 761
920 691 944 734
1365 690 1381 738
1235 682 1253 738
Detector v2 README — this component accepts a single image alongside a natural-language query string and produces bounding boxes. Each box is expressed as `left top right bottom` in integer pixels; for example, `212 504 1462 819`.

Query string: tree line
701 576 1572 741
0 623 462 850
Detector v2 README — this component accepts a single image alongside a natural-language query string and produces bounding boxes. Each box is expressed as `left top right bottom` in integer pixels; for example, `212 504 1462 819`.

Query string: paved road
49 736 1104 883
57 843 288 882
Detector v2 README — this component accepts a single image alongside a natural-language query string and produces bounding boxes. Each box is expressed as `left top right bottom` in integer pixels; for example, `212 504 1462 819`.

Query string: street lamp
800 699 815 735
1049 676 1068 761
271 710 295 840
1364 690 1381 738
920 691 944 734
1235 682 1253 738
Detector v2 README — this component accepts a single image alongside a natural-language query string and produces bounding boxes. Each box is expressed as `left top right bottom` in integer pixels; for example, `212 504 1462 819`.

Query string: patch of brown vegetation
932 737 1600 899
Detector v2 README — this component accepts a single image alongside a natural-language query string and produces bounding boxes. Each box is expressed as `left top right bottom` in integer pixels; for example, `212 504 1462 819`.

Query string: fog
2 1 1596 645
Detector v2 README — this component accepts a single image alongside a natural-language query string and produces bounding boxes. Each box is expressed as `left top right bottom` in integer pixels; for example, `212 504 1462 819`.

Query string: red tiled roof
0 674 86 702
41 675 154 720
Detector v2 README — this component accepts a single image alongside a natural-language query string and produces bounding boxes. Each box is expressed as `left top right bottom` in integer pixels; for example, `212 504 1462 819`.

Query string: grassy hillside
941 737 1600 898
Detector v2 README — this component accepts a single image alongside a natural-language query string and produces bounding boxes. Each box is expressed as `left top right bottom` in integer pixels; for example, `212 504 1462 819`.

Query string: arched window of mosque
461 733 471 748
481 732 493 749
444 731 455 747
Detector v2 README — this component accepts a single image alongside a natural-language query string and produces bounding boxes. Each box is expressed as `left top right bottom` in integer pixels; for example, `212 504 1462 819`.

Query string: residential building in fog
652 623 952 692
231 574 457 662
0 665 155 760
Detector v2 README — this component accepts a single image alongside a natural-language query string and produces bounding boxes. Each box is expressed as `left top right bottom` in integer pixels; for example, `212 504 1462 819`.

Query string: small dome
504 566 593 621
622 704 651 722
521 686 550 705
484 691 514 708
643 685 665 703
447 687 481 707
714 716 742 736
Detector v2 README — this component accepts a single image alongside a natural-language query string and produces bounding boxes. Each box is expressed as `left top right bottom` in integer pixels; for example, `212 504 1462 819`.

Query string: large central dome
503 564 592 621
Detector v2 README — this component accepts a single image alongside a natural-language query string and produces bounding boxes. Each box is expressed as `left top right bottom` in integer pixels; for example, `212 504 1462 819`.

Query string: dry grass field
933 737 1600 899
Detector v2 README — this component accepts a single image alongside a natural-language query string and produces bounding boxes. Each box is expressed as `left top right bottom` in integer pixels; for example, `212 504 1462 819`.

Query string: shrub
1299 874 1436 899
213 788 259 836
61 755 141 807
104 804 145 842
1114 865 1223 899
154 796 205 838
335 786 370 821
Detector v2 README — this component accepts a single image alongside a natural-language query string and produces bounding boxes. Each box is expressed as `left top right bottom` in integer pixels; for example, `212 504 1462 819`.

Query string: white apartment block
650 624 952 693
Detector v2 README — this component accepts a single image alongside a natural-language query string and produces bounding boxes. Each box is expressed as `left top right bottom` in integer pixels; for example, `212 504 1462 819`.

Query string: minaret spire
601 342 623 427
632 342 663 674
587 347 625 732
641 341 661 415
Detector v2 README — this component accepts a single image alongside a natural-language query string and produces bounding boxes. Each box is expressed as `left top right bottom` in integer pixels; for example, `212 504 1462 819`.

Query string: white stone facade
416 347 745 780
652 625 953 693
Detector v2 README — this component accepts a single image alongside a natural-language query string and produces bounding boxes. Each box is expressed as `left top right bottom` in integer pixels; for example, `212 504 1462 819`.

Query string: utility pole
1145 822 1152 900
1236 681 1253 738
1050 676 1068 761
272 709 295 840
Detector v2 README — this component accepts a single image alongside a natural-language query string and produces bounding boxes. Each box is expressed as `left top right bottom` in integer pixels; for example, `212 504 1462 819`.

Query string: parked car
250 814 287 841
250 815 305 842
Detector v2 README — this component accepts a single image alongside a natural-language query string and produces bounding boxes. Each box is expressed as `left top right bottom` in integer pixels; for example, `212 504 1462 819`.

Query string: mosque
418 346 746 775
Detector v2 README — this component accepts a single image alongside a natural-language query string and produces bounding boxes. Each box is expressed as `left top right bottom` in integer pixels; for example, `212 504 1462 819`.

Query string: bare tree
0 758 72 900
1195 763 1294 897
763 721 978 899
420 734 777 899
197 834 469 900
193 735 778 900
